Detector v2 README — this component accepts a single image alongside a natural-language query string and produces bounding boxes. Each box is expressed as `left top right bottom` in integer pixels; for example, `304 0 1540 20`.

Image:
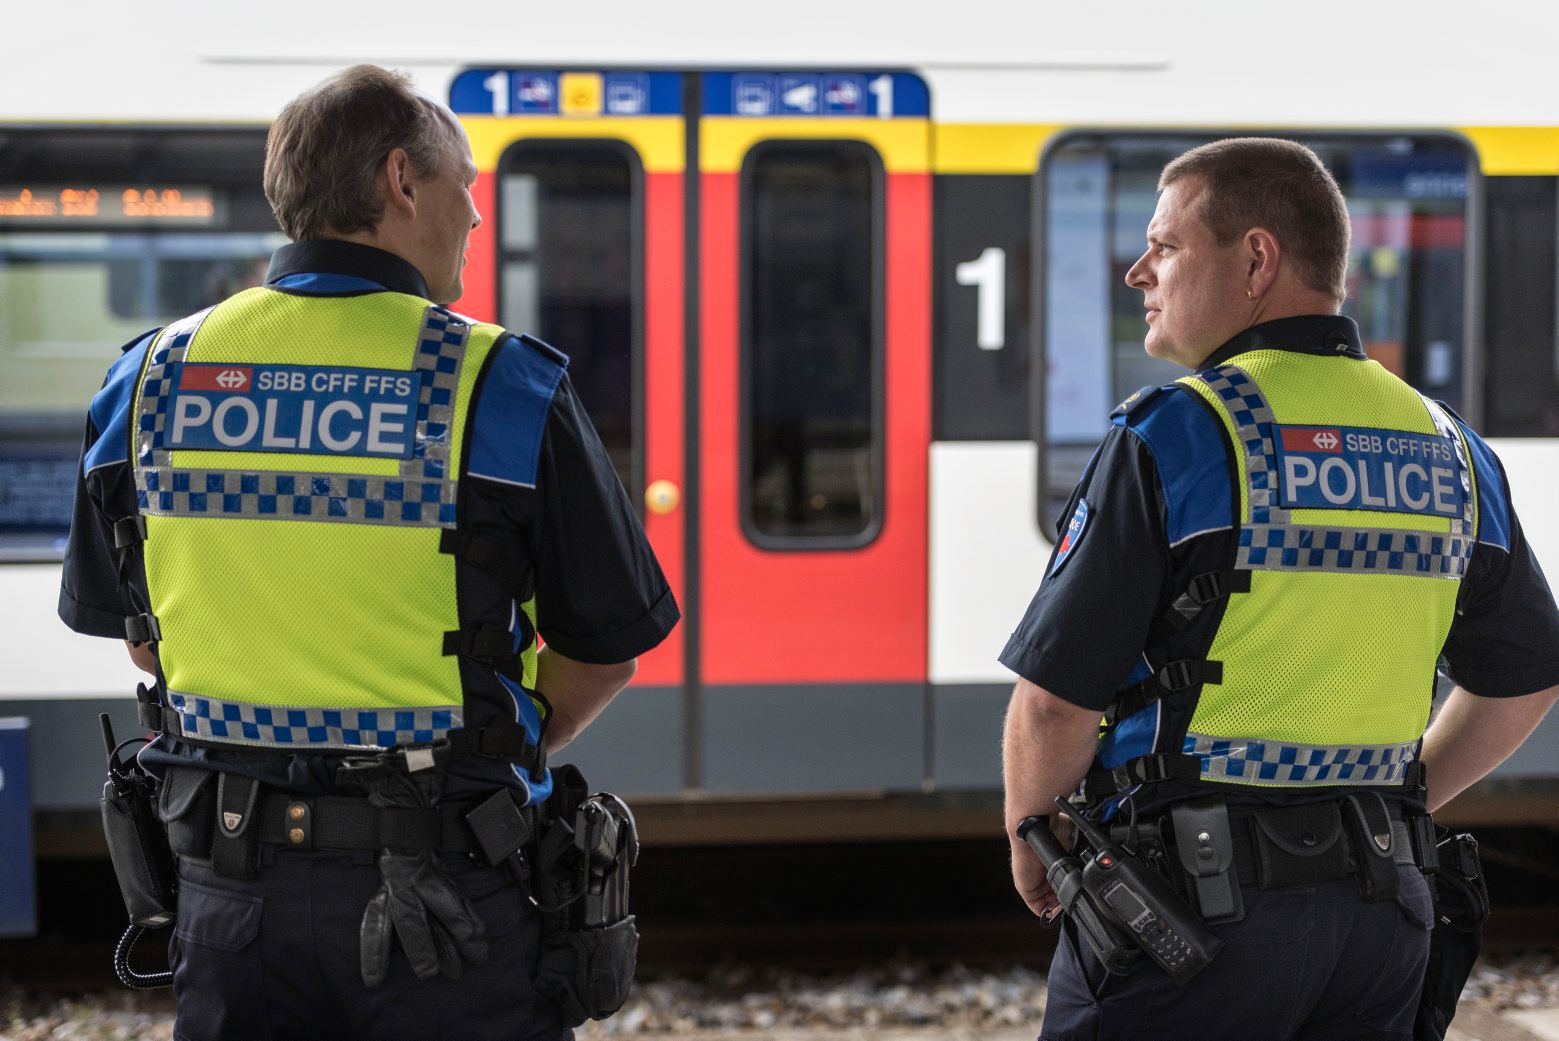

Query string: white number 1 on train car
956 246 1007 350
484 71 510 116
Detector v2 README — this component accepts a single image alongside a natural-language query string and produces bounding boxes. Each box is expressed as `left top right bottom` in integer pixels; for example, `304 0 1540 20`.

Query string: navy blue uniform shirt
1000 316 1559 798
58 240 679 796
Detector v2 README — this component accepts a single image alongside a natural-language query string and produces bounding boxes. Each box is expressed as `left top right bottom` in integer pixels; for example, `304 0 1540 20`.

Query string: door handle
645 479 680 515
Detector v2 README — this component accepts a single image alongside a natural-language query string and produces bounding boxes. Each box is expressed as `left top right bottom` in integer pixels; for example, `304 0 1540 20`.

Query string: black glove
342 758 490 987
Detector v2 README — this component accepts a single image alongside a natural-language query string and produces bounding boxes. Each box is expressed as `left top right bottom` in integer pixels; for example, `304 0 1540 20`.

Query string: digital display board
0 186 221 226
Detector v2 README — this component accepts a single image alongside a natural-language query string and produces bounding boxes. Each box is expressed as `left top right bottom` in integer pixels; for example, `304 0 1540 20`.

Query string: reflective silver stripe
134 305 470 529
400 307 468 483
1194 364 1474 578
1183 732 1416 786
135 468 457 525
167 690 462 751
136 307 214 468
1419 393 1476 540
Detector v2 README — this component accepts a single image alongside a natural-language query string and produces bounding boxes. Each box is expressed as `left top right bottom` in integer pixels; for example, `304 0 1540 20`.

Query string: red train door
452 72 687 792
451 70 931 794
696 73 932 790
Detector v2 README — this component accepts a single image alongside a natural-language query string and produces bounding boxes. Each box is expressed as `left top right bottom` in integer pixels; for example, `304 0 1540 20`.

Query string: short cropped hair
1160 138 1351 302
263 65 462 241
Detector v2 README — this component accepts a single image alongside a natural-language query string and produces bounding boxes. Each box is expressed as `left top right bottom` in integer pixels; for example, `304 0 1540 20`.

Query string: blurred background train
4 3 1559 850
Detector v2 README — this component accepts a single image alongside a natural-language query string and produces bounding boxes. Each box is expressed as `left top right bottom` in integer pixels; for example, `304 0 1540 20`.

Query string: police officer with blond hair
60 64 677 1040
1001 138 1559 1040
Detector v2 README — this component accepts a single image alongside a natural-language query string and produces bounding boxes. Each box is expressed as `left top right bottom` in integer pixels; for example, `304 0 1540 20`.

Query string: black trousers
1041 865 1433 1041
169 848 570 1041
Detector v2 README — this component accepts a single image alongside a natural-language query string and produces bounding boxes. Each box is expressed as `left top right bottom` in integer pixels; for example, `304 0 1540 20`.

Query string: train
4 2 1559 844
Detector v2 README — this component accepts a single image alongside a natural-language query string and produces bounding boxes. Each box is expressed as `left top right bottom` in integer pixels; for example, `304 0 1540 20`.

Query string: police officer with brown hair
60 65 677 1040
1001 138 1559 1040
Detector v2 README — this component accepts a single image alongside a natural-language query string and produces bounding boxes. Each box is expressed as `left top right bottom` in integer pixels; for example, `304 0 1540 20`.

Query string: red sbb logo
181 365 253 393
1281 427 1343 453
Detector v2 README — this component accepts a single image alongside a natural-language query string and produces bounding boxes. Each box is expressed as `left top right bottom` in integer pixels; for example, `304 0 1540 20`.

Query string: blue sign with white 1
703 72 929 118
449 69 683 116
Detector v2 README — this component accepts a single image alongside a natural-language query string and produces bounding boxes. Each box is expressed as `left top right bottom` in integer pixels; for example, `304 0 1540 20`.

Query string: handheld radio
1017 815 1139 976
1054 798 1224 986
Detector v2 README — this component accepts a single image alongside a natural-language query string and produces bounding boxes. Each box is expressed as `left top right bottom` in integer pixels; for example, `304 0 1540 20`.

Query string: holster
1414 831 1489 1041
99 723 176 929
101 774 177 928
531 764 640 1026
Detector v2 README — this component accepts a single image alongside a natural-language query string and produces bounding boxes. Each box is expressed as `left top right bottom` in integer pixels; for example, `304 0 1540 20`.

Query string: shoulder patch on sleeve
1111 384 1171 422
1049 498 1091 577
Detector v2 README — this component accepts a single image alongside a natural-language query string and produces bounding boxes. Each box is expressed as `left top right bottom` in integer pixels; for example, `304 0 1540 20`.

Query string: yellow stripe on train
461 115 685 175
934 124 1559 177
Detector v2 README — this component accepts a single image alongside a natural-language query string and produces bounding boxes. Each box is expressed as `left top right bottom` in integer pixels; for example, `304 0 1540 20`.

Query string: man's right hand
1009 815 1074 923
1011 836 1061 922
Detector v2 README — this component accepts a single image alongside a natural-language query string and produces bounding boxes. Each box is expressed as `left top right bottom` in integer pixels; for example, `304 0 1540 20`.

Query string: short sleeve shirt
999 315 1559 712
59 240 679 791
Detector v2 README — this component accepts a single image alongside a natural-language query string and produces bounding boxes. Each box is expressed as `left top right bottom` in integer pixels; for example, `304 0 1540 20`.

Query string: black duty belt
257 794 491 853
1230 817 1416 882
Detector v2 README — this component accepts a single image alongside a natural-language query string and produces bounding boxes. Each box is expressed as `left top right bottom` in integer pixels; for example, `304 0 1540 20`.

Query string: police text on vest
1274 424 1465 519
165 363 422 459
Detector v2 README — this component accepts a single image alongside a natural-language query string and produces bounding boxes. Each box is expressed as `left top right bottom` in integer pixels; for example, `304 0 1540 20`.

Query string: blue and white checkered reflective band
134 305 469 529
1192 364 1474 578
1183 732 1417 786
166 690 462 750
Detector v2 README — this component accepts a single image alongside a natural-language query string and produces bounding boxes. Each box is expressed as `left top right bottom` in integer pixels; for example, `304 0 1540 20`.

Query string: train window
0 130 278 561
1482 175 1559 436
497 141 642 500
741 141 884 545
1040 133 1472 520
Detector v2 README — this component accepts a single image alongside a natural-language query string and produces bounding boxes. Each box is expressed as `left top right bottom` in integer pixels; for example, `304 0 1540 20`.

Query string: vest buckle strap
113 515 148 549
1164 570 1252 630
125 613 162 644
133 682 182 736
446 719 544 778
1109 658 1224 725
443 626 522 680
1158 658 1221 692
1112 752 1203 789
438 529 531 596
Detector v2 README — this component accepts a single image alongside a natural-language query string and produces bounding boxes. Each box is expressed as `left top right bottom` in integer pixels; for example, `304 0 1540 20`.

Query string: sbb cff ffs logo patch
180 366 253 392
165 363 422 459
1049 498 1090 577
1281 427 1341 452
1273 424 1466 519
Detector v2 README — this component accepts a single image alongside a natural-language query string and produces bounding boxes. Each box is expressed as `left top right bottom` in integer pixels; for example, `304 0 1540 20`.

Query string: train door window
1039 133 1472 519
0 130 278 561
1482 174 1559 436
497 142 642 499
741 141 884 545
